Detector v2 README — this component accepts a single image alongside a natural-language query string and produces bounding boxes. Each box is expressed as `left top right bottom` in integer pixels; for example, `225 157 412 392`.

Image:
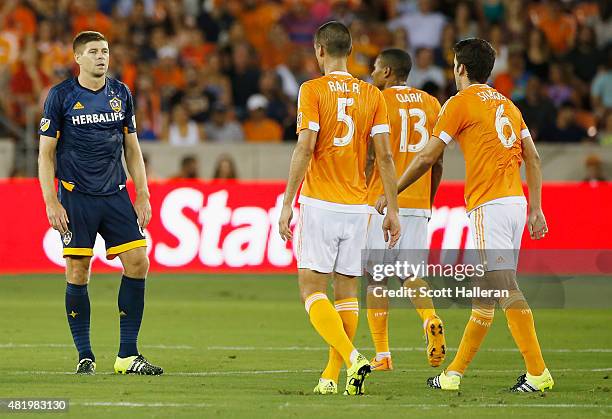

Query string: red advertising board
1 179 611 273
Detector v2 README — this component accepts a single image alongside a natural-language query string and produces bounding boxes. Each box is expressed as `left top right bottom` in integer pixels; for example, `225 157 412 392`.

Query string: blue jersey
39 77 137 196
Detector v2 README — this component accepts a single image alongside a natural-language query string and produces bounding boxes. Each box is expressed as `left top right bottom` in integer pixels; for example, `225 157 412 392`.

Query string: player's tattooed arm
279 129 317 242
522 135 548 240
38 135 69 234
124 132 151 228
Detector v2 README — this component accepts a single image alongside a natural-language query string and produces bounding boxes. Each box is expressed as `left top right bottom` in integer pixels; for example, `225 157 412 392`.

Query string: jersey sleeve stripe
370 124 390 137
308 121 320 132
438 131 453 144
520 128 531 139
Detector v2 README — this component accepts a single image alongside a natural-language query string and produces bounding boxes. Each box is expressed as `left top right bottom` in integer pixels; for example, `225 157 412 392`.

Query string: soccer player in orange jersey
278 21 401 396
376 38 553 392
364 49 446 372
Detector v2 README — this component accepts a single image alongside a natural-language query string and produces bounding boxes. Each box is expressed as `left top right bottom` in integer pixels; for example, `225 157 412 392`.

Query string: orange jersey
367 86 441 214
297 71 389 212
433 84 530 212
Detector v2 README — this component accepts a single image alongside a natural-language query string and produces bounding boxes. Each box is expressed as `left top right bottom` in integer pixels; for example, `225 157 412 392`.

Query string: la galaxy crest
62 230 72 246
109 97 122 113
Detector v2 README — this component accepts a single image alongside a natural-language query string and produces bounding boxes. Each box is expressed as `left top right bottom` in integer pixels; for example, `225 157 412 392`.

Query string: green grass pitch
0 274 610 418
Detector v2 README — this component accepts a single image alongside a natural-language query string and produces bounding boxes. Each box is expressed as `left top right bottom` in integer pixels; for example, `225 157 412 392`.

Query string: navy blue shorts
58 182 146 259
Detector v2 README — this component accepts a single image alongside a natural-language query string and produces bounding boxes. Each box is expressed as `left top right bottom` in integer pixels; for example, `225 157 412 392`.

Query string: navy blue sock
118 275 145 358
65 283 94 361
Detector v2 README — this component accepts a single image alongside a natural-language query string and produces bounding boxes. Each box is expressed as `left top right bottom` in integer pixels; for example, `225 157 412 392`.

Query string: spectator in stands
282 102 298 142
135 73 162 140
388 0 447 50
480 0 505 24
488 24 509 81
547 62 575 107
280 1 324 46
591 51 612 117
454 2 478 40
583 154 607 183
258 70 287 124
165 103 205 146
539 102 589 143
407 47 446 90
567 25 601 85
533 0 576 55
171 65 214 124
261 24 293 70
213 154 238 180
505 0 529 40
205 103 244 143
275 48 308 101
599 110 612 146
494 49 529 101
516 76 557 141
201 51 233 107
524 28 551 81
434 23 456 87
347 19 379 79
242 94 282 142
153 45 186 100
228 42 261 118
172 155 199 179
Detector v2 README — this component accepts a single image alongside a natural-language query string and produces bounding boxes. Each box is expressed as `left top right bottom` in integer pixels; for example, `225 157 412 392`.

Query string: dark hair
213 154 238 180
181 155 197 168
73 31 107 53
453 38 496 83
378 48 412 80
314 21 352 57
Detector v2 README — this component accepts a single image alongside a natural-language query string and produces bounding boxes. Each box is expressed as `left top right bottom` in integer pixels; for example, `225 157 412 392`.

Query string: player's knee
125 255 149 278
65 258 91 285
499 289 529 311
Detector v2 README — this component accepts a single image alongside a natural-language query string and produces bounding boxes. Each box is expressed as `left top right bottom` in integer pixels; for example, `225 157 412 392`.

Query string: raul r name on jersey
328 81 361 93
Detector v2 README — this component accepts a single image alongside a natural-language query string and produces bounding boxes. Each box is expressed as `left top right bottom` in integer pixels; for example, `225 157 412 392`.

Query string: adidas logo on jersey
73 102 84 110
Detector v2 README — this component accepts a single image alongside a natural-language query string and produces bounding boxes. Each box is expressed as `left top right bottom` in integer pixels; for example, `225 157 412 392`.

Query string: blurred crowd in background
0 0 610 178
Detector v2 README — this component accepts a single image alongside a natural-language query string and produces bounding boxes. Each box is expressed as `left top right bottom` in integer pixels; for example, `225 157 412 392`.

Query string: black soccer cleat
76 358 96 375
114 354 164 375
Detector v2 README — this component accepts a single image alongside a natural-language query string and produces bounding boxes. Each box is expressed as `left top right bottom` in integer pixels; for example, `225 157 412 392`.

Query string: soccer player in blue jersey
38 31 162 375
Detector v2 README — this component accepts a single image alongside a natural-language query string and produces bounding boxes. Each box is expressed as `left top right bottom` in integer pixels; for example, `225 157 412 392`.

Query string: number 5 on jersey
334 98 355 146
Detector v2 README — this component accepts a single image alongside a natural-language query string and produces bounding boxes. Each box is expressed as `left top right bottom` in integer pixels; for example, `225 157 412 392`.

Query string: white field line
6 367 612 376
71 401 612 409
206 346 612 353
2 343 612 353
0 343 193 350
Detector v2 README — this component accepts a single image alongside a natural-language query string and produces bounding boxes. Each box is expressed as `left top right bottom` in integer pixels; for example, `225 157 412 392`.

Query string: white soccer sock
375 352 391 361
349 349 359 365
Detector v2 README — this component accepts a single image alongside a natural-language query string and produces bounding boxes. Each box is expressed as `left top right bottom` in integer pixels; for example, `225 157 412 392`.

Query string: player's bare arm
371 132 400 248
38 135 68 234
522 135 548 240
124 132 151 228
429 151 444 208
279 128 317 241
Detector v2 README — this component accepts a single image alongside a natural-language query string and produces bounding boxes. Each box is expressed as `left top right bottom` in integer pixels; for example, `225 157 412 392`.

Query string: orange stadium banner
1 179 611 274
